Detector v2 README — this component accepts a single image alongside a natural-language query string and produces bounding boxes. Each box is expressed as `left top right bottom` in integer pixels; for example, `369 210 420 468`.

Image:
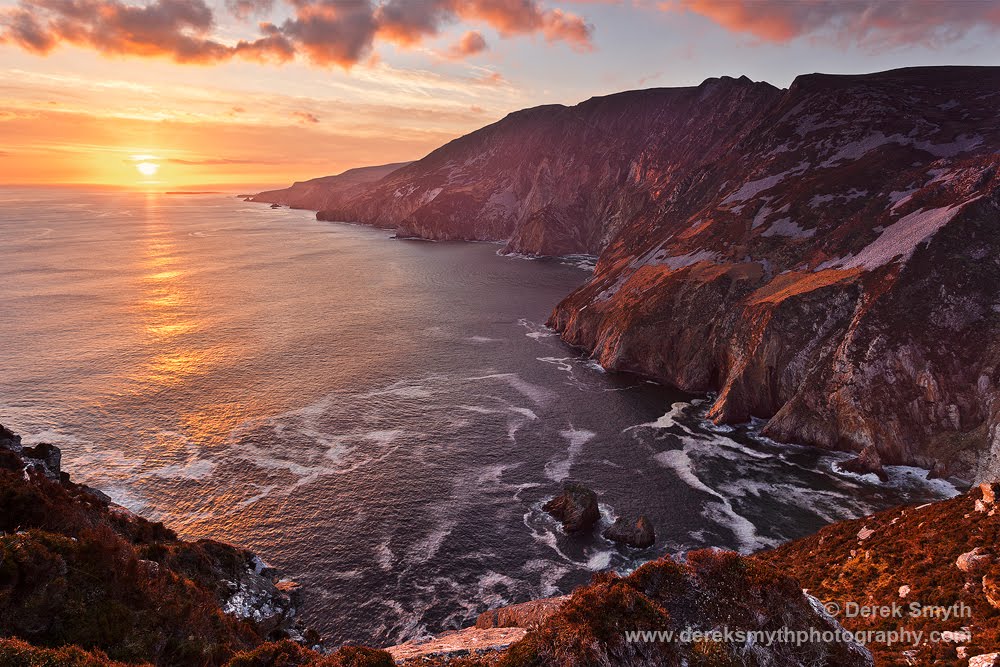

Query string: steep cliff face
259 66 1000 479
549 67 1000 480
318 76 783 255
250 162 410 211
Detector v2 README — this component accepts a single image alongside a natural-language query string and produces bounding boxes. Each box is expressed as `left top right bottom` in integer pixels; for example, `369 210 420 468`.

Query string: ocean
0 187 957 645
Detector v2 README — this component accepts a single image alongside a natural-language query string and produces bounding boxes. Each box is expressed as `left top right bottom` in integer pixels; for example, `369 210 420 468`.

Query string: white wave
626 401 692 432
585 550 614 570
544 427 596 481
239 484 277 507
521 558 572 598
404 521 456 564
459 404 500 414
654 445 772 552
467 372 554 405
365 429 405 445
375 539 394 571
537 356 576 373
518 318 558 341
508 407 538 420
886 465 961 497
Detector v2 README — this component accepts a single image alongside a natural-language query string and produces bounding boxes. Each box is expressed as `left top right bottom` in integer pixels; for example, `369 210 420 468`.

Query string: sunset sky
1 0 999 189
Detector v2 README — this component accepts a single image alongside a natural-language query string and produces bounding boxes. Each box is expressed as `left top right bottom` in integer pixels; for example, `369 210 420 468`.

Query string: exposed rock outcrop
386 627 528 663
957 547 994 575
971 654 1000 667
475 596 569 630
602 514 655 548
543 482 600 533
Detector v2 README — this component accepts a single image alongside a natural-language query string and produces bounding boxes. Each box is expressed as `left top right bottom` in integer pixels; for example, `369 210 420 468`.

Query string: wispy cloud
292 110 320 124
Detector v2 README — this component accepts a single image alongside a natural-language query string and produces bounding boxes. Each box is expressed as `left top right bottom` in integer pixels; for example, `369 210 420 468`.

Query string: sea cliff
256 66 1000 481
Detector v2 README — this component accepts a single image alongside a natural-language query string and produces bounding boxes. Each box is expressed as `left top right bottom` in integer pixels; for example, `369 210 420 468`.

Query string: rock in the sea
836 445 888 482
543 483 599 533
602 514 655 548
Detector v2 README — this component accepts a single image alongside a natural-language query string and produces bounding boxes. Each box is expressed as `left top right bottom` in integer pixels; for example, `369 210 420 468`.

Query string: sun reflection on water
134 192 203 387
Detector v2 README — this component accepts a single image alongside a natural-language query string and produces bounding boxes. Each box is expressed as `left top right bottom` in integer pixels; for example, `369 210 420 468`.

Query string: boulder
22 442 62 478
836 446 889 482
602 514 655 548
956 547 993 575
982 483 997 505
0 423 22 453
543 483 599 533
970 654 1000 667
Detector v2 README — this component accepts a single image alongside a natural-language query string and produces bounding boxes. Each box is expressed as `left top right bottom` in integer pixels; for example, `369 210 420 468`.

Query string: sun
136 161 159 177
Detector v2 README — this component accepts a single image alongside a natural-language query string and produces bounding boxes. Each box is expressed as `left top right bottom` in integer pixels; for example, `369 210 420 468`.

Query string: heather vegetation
758 484 1000 665
0 426 393 667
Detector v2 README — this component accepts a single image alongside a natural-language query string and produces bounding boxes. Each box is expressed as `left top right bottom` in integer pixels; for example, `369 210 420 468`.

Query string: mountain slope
250 162 411 210
318 76 783 255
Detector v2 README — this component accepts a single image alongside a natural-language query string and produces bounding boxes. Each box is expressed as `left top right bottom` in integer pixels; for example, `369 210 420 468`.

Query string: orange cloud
667 0 1000 47
454 0 593 50
447 30 488 58
0 0 595 67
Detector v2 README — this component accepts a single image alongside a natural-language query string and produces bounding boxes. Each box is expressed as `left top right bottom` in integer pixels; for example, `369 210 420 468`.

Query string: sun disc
136 162 159 177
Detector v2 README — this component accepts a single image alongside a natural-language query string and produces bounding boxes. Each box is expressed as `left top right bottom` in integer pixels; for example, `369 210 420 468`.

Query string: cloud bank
0 0 594 66
670 0 1000 48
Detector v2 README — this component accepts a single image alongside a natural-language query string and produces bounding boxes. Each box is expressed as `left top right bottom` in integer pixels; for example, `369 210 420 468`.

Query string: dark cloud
376 0 452 44
279 0 379 66
0 0 294 62
377 0 593 51
671 0 1000 48
0 0 595 66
